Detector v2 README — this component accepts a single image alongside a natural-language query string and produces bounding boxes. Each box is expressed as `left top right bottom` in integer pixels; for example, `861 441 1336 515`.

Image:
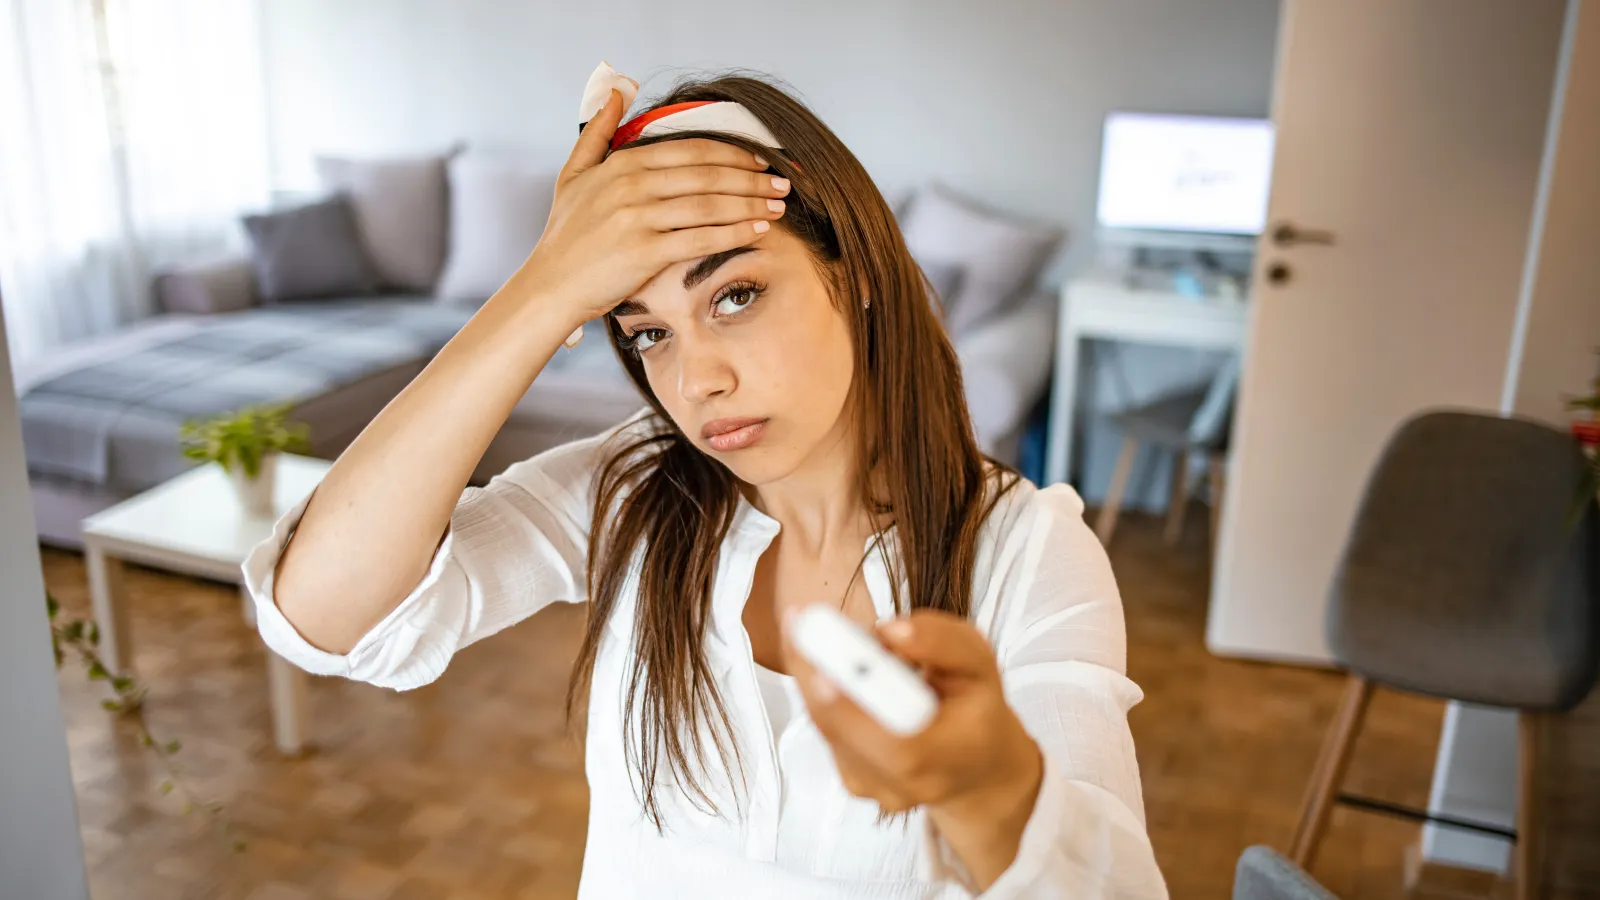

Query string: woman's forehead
627 229 808 310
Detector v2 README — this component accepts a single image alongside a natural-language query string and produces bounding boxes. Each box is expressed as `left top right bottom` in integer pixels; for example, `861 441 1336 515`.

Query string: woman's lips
702 417 769 452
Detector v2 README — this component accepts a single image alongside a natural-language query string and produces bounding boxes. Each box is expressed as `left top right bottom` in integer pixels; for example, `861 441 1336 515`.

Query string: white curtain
0 0 270 371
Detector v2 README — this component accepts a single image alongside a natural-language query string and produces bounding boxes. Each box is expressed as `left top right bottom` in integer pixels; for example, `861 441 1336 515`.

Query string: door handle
1271 222 1336 248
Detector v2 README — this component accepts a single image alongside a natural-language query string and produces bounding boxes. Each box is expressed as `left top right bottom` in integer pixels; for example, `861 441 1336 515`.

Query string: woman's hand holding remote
504 87 791 334
270 90 787 656
785 610 1045 892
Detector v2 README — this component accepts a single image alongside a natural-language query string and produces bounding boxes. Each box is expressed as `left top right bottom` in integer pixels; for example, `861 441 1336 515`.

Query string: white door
1207 0 1570 661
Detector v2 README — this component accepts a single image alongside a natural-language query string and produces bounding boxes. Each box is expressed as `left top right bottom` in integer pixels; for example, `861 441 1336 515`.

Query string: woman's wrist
488 260 589 339
926 726 1044 891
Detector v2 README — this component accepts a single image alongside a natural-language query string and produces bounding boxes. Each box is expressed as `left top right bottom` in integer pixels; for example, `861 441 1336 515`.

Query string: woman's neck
744 425 881 556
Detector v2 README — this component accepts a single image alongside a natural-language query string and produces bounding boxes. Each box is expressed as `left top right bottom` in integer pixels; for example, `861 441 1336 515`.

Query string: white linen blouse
242 413 1169 899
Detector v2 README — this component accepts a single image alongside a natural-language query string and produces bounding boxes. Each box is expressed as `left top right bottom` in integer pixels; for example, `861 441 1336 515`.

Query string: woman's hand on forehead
510 91 792 335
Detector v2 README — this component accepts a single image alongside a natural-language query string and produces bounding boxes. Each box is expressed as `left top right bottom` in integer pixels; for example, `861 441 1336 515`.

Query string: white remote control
789 605 938 736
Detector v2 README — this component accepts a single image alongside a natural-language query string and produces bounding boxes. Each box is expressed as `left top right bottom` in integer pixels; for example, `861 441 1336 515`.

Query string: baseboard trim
1405 842 1512 900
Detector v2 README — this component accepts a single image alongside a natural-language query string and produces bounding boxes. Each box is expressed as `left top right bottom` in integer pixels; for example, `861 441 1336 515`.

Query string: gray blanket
20 299 474 492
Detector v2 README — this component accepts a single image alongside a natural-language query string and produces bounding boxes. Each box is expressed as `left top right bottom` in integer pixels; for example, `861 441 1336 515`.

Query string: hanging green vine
47 591 243 852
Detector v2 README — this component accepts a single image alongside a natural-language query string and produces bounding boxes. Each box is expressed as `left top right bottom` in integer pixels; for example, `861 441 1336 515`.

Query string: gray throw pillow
919 260 967 322
241 196 379 303
899 184 1063 336
435 153 559 304
317 149 456 292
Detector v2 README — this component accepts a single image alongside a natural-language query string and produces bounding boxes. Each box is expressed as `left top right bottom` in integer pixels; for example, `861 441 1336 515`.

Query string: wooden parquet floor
41 511 1447 899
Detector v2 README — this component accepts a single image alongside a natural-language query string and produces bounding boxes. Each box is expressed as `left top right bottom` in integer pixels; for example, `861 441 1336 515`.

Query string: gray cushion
919 260 966 322
242 196 379 303
898 184 1063 335
435 153 558 304
154 257 259 315
317 150 456 292
18 299 469 492
1233 846 1337 900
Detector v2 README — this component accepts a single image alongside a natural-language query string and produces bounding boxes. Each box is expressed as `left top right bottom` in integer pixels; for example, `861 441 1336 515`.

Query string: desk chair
1290 411 1600 900
1235 846 1337 900
1095 355 1240 549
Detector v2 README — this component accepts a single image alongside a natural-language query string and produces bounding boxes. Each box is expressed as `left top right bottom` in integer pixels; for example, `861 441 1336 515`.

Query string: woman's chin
717 452 791 487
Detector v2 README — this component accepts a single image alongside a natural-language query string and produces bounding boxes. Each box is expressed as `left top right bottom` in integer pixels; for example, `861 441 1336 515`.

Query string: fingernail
767 199 786 214
753 220 771 233
879 619 913 642
753 154 769 168
771 176 790 193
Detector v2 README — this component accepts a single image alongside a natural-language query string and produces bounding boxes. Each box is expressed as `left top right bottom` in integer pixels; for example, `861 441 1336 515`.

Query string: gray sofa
17 280 642 547
17 153 1057 549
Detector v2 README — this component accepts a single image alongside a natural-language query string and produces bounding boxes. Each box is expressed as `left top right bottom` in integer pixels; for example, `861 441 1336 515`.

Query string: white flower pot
229 453 278 518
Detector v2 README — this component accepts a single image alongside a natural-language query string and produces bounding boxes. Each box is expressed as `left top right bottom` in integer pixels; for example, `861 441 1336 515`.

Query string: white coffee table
80 454 331 755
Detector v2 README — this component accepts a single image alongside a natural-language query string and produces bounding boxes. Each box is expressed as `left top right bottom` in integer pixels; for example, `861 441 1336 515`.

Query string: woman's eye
713 287 759 317
631 328 669 351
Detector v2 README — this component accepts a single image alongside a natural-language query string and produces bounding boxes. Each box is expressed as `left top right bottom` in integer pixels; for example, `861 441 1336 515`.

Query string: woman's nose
676 344 736 405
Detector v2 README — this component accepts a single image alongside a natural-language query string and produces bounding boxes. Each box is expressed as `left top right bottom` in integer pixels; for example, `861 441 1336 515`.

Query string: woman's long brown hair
564 74 1019 827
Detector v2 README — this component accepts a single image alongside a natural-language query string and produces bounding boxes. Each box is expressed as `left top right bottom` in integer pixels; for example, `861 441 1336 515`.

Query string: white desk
1044 277 1250 486
80 455 330 755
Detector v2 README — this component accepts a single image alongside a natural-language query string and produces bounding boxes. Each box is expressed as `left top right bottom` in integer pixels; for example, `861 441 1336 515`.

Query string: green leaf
176 404 312 469
139 734 155 747
86 661 109 681
159 781 173 795
87 621 100 647
110 676 136 694
164 739 182 754
62 620 84 641
101 700 122 712
53 644 64 668
46 593 60 619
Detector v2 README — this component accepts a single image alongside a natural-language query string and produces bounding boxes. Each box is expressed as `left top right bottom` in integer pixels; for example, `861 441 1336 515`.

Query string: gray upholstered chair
1234 846 1337 900
1095 354 1240 549
1291 411 1600 900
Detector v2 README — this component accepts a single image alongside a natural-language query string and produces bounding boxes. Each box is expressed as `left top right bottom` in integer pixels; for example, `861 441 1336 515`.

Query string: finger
797 665 905 771
644 195 786 231
876 610 999 681
827 736 917 812
564 88 625 178
631 166 791 202
613 137 769 173
655 220 770 264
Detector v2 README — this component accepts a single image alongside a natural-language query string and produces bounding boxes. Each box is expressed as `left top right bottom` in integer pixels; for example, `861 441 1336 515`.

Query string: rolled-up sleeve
932 484 1168 898
241 411 650 691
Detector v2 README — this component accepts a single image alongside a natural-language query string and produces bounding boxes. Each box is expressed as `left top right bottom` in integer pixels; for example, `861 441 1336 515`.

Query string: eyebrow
684 247 758 290
611 247 759 317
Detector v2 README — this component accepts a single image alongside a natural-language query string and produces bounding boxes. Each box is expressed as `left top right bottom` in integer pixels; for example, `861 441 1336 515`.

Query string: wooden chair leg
1291 675 1375 870
1516 713 1541 900
1164 449 1192 546
1207 453 1227 559
1095 437 1139 546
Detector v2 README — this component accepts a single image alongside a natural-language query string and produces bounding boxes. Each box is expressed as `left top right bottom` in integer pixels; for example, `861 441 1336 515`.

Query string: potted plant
180 403 311 517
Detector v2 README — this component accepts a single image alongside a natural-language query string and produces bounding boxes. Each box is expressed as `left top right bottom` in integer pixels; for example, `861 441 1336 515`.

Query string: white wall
1427 0 1600 873
0 298 89 898
258 0 1281 282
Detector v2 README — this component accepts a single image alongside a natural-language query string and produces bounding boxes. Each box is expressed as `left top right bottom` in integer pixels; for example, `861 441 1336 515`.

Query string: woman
244 70 1167 899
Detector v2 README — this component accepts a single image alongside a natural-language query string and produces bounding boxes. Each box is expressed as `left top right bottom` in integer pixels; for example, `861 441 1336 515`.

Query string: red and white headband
563 63 781 349
578 61 782 152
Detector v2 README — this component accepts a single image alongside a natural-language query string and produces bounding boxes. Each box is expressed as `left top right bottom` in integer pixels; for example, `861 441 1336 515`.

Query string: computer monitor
1095 112 1275 252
